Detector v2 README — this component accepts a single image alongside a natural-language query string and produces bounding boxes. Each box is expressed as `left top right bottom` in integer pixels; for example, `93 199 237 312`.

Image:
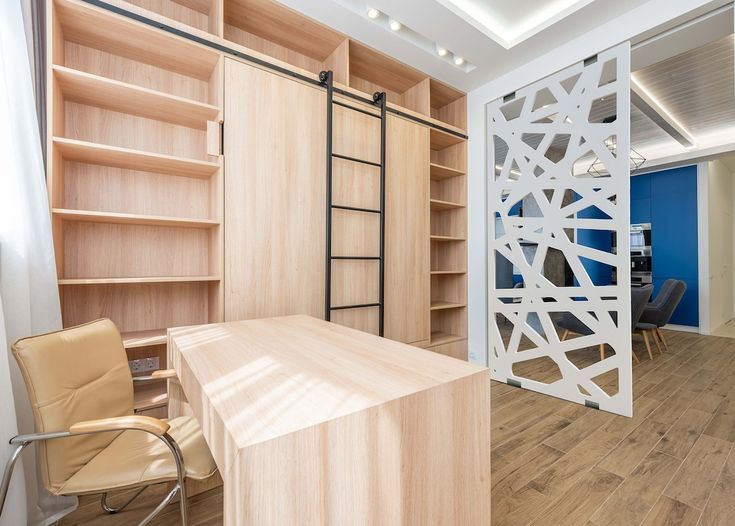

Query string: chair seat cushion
556 312 594 336
59 416 217 495
636 322 657 331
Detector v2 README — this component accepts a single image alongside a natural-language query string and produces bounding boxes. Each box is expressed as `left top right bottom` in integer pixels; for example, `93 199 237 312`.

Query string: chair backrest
631 285 654 330
11 319 134 493
650 279 678 309
656 280 687 326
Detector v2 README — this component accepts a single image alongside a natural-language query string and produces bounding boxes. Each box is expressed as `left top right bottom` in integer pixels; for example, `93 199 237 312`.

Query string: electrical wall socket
129 357 160 374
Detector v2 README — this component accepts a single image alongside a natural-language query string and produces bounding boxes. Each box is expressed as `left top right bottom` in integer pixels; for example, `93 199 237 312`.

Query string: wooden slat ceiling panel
633 35 735 137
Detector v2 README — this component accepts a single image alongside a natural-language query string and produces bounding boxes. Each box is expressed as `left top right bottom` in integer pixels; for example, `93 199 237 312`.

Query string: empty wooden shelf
430 330 466 346
430 198 464 211
430 128 466 150
52 208 220 228
430 234 466 242
122 328 168 349
133 379 169 412
53 138 220 178
53 66 220 129
54 0 220 80
58 276 220 285
430 162 465 180
430 301 466 311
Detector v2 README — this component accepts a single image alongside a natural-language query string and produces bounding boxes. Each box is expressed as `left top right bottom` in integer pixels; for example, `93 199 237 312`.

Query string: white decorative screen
487 43 632 416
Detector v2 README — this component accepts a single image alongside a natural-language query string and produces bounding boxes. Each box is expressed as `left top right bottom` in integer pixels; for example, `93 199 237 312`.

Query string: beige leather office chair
0 319 217 525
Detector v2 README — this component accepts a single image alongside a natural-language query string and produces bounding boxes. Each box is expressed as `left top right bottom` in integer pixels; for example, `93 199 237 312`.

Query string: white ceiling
434 0 596 49
280 0 647 91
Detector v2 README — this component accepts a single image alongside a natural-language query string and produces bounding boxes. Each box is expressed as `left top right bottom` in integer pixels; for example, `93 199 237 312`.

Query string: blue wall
575 193 614 286
631 165 699 326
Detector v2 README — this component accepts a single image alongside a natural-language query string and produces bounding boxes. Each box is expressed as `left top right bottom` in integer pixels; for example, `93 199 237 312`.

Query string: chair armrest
151 369 177 379
133 369 178 382
69 416 170 437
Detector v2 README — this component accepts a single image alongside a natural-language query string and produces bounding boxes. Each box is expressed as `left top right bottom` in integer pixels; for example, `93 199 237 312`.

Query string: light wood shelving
430 301 466 311
49 0 225 414
53 65 219 129
430 235 466 242
430 128 466 149
49 0 469 377
430 162 465 180
430 199 464 211
133 378 169 413
427 121 467 358
52 208 220 228
52 138 220 178
430 331 466 346
58 276 220 285
122 328 168 348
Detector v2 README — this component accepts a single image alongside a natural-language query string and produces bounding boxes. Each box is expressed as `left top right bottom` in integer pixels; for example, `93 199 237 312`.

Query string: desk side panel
224 370 491 525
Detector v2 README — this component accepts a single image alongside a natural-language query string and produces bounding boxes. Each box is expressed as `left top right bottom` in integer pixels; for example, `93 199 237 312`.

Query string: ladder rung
330 302 381 311
333 100 382 119
331 204 381 214
331 256 381 260
332 153 381 168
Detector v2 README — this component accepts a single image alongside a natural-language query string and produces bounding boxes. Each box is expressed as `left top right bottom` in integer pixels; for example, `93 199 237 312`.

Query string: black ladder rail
321 70 387 336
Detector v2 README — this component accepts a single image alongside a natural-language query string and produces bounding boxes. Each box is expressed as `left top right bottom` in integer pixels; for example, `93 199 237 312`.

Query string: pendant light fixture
587 116 645 177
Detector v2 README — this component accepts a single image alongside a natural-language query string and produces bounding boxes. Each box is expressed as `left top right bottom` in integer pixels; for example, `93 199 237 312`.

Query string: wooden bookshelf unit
47 0 469 414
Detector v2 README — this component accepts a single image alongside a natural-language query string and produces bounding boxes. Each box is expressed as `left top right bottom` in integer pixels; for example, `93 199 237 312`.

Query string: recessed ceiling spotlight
367 7 380 19
436 45 448 57
454 56 465 66
389 19 402 31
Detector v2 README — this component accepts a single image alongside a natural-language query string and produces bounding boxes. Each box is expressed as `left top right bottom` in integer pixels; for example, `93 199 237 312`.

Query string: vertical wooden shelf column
426 123 468 360
48 0 225 415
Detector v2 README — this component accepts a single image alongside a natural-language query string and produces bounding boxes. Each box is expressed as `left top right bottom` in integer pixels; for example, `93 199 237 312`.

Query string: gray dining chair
636 279 687 354
557 284 653 362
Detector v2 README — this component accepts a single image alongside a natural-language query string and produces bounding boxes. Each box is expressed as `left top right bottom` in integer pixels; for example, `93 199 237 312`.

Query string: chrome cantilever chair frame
0 423 188 526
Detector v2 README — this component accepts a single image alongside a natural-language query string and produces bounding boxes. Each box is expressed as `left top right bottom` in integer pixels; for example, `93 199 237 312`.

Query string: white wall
707 159 735 332
466 0 722 364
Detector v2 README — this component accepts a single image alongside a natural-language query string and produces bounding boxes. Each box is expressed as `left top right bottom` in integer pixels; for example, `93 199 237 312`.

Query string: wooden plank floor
58 329 735 525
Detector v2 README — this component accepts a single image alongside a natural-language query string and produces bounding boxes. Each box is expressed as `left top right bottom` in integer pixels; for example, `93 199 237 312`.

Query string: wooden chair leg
651 330 664 355
561 330 569 342
641 330 654 360
631 349 640 364
599 344 605 361
656 328 669 351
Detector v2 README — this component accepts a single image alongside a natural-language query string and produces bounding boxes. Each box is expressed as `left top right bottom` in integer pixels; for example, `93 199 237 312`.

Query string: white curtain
0 0 77 523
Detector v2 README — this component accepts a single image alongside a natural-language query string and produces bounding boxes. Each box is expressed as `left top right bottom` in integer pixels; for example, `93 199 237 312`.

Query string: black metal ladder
320 70 387 336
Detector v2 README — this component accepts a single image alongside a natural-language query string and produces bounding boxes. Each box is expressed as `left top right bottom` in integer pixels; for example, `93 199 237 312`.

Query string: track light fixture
366 7 380 19
389 19 402 31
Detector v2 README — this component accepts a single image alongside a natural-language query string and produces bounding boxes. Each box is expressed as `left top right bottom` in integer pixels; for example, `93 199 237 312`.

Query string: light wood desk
168 315 490 525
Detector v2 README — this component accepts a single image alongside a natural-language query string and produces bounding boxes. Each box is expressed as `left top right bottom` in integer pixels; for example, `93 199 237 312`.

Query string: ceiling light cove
435 0 596 49
334 0 475 72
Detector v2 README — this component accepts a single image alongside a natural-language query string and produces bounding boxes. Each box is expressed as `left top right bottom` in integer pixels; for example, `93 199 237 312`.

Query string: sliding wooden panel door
385 115 430 345
223 58 326 321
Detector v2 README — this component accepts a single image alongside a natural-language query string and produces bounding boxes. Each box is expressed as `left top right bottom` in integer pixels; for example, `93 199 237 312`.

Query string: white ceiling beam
634 139 735 175
630 77 696 148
